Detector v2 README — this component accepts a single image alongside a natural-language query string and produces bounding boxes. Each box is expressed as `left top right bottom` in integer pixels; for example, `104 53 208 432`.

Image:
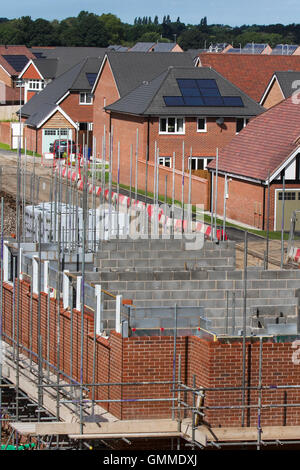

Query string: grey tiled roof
274 71 300 98
129 42 154 52
105 51 194 97
106 66 265 118
30 47 107 78
20 57 101 127
32 58 58 79
151 43 177 52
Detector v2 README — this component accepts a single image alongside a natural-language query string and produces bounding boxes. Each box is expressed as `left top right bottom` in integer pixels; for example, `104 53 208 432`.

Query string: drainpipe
262 184 266 231
146 117 150 162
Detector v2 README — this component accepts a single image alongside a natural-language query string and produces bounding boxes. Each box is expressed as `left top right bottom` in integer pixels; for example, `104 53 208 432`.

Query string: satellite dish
216 117 224 126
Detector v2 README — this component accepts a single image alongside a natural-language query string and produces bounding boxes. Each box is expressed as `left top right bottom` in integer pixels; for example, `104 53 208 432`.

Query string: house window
159 156 172 167
28 79 44 90
278 192 296 201
189 157 204 170
236 118 249 134
159 117 185 134
44 129 56 136
189 157 213 170
79 92 93 104
197 118 207 132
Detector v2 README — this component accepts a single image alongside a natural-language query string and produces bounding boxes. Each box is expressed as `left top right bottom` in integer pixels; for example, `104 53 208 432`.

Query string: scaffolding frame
1 129 300 451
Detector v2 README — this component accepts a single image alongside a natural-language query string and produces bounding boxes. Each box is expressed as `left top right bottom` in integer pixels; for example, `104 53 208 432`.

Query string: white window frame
159 117 185 135
28 79 44 91
197 117 207 133
158 156 172 167
79 92 93 105
188 156 214 171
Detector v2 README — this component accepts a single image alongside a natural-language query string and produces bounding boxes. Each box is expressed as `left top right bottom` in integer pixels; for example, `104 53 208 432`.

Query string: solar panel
223 96 244 107
203 96 224 106
183 96 204 106
33 52 44 58
164 96 185 106
200 87 221 97
181 87 201 96
164 78 245 108
86 73 97 87
2 55 29 72
196 79 218 89
177 79 197 88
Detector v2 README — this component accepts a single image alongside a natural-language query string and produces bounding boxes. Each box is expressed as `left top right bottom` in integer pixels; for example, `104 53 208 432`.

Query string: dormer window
80 92 93 105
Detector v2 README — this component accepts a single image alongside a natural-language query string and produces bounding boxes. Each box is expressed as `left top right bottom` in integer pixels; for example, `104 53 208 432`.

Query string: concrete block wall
99 270 300 333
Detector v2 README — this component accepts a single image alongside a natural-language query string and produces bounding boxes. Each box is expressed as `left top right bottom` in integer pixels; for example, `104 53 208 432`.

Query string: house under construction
1 146 300 452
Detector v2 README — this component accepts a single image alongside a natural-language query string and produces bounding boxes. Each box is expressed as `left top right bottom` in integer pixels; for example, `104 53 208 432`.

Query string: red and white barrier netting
55 163 227 241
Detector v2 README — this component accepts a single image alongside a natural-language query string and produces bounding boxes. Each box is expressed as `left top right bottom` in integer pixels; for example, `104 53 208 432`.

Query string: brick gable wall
60 91 93 123
22 63 42 80
262 79 284 109
93 59 120 158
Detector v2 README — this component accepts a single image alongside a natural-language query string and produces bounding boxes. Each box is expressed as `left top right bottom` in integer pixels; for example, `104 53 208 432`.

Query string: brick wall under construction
2 278 300 426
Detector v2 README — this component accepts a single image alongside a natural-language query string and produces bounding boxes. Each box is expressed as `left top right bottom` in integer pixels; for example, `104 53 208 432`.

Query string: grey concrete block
154 271 175 281
216 280 234 290
161 281 183 291
170 290 187 300
174 271 191 280
197 280 217 290
132 290 153 300
153 290 171 300
188 290 207 300
208 271 227 280
206 290 225 300
227 271 243 280
260 271 279 279
190 271 209 280
269 280 287 289
180 280 200 290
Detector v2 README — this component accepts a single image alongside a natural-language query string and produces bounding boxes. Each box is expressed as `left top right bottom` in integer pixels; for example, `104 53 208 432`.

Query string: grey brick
216 280 234 290
206 290 225 299
126 281 146 291
208 271 227 280
190 271 209 280
188 290 207 300
227 271 243 280
162 281 182 290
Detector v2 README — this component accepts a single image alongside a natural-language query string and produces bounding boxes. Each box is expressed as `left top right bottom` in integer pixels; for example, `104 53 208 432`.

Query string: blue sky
3 0 300 25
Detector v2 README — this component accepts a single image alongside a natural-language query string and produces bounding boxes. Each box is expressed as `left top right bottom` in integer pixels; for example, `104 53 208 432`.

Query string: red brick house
260 71 300 109
95 62 263 207
19 56 104 154
0 45 35 119
18 47 108 104
92 51 194 156
197 53 300 103
208 95 300 231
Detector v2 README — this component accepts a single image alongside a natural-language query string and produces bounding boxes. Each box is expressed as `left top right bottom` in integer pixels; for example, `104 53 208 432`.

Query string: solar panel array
33 52 45 59
243 43 268 53
86 73 97 87
163 79 244 107
2 55 29 72
271 44 298 55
